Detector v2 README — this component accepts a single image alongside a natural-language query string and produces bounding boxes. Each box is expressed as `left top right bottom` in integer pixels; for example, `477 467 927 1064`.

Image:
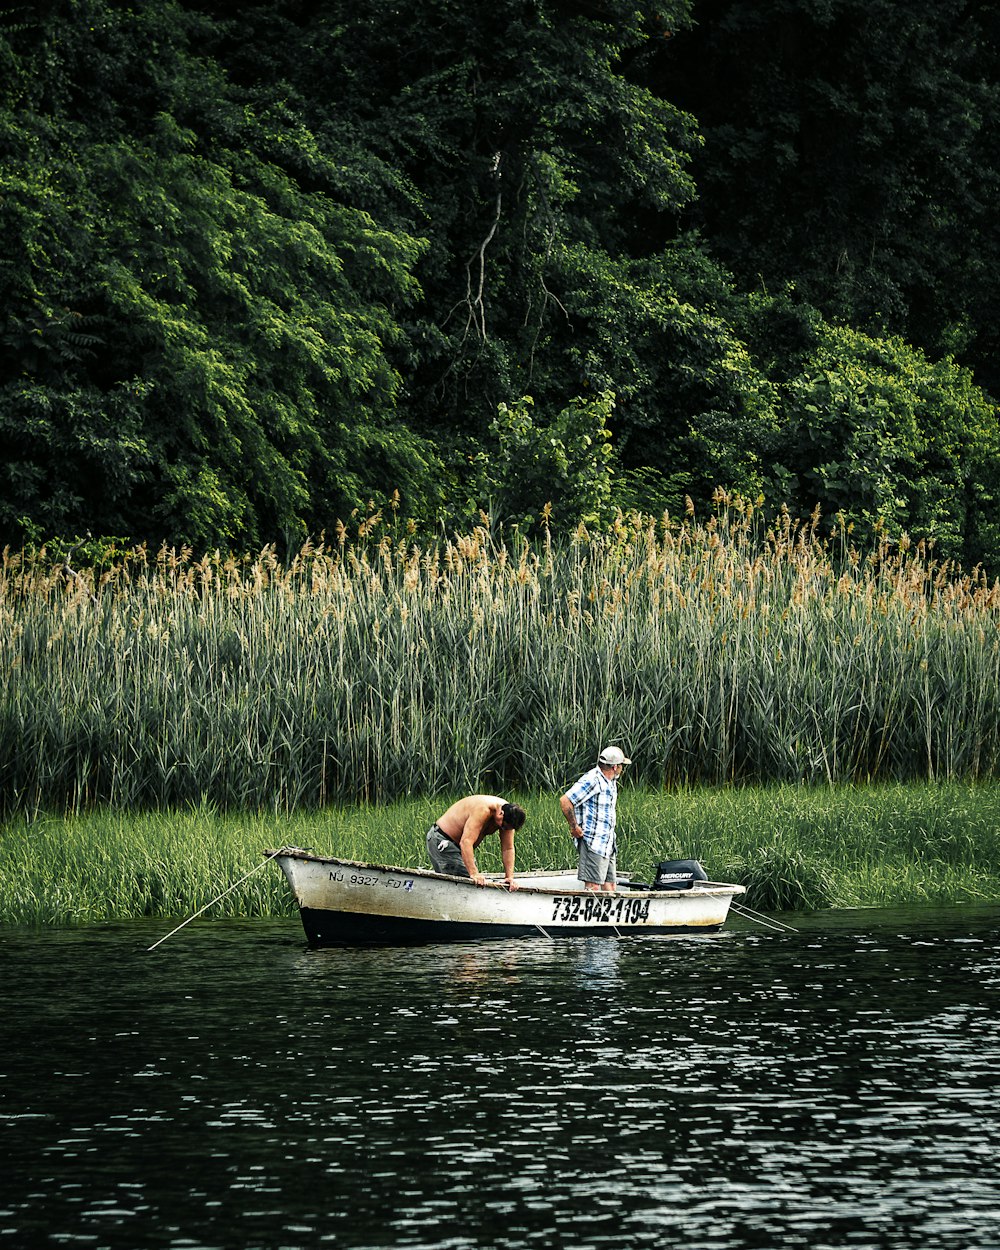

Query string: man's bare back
435 795 507 846
428 795 526 887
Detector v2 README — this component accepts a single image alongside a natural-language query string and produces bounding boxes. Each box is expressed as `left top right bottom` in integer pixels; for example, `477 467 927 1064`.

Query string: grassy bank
4 507 1000 819
2 782 999 926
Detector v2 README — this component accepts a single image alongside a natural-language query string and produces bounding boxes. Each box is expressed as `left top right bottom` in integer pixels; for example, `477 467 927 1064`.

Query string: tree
235 1 722 498
488 390 616 530
664 0 1000 392
3 0 999 568
776 323 1000 562
0 0 438 547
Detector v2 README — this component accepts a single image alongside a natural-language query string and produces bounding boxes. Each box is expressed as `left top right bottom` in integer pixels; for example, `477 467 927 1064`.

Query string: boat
269 846 746 945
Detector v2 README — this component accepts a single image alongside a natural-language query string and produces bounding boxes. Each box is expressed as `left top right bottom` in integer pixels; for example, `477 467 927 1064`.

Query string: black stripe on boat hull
298 907 720 947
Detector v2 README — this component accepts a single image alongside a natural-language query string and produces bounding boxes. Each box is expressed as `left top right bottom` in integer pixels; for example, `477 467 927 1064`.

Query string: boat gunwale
266 847 745 899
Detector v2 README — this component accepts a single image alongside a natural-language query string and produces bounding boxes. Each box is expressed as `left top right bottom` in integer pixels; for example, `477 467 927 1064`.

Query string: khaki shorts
426 826 469 878
577 839 616 885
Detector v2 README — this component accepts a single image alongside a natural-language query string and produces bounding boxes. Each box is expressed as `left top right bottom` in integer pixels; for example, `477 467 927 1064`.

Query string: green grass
3 781 999 926
618 782 1000 910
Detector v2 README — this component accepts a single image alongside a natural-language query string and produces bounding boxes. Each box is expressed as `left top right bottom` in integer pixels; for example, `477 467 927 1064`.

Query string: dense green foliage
1 0 998 566
668 0 1000 385
0 0 436 546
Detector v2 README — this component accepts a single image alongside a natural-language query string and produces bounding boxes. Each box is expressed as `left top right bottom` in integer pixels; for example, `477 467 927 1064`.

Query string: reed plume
4 499 999 816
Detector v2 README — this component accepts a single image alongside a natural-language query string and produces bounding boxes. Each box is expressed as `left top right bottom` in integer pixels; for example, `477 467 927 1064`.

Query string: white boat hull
271 848 745 945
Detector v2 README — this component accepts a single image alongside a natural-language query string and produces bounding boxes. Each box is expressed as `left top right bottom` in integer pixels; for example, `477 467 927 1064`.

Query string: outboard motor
652 859 708 890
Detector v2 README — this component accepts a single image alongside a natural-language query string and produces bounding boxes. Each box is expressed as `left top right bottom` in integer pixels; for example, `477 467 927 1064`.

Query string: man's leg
578 840 615 891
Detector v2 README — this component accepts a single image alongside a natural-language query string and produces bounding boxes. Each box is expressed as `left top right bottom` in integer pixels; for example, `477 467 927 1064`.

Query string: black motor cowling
652 859 708 890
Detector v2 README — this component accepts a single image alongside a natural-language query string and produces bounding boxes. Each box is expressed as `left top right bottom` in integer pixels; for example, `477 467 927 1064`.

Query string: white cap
598 746 632 767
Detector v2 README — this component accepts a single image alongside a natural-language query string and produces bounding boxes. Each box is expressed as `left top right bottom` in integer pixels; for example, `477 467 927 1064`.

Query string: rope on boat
146 849 283 951
730 901 798 933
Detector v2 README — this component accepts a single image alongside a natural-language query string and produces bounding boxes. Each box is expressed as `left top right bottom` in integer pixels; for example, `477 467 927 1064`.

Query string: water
2 905 999 1250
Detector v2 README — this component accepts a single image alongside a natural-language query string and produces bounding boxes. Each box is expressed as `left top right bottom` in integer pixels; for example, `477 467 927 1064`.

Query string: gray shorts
426 826 469 878
577 838 616 885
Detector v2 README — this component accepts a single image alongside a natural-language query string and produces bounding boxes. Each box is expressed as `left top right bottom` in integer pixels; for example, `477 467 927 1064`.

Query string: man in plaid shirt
559 745 631 892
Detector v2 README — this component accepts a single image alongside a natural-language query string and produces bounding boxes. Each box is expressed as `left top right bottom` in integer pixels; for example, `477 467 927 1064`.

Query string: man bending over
427 796 527 889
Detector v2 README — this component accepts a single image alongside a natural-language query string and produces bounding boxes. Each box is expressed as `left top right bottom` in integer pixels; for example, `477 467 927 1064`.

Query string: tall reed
3 499 1000 816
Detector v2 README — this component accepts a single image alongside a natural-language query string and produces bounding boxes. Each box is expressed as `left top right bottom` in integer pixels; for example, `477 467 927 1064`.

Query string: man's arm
499 826 518 889
560 794 583 838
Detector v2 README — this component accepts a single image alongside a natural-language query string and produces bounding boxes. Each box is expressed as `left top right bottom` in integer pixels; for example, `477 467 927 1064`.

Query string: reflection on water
1 905 999 1250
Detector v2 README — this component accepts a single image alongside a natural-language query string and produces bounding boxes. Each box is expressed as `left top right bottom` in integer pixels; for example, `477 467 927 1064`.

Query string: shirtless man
426 796 527 889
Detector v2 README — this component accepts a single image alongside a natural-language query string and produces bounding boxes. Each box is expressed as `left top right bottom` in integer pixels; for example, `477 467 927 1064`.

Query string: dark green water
2 906 999 1250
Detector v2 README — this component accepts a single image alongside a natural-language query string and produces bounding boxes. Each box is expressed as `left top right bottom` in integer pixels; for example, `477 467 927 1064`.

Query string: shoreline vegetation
4 505 1000 821
2 782 999 927
4 505 1000 926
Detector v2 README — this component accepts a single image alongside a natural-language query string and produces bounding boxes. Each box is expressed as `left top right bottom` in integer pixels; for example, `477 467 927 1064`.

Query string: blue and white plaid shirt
564 766 618 857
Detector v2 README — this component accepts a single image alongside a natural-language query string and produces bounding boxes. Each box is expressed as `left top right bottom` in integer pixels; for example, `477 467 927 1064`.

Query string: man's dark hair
501 802 526 830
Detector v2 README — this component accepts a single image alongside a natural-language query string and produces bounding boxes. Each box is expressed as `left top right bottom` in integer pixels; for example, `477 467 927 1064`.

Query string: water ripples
1 907 999 1249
